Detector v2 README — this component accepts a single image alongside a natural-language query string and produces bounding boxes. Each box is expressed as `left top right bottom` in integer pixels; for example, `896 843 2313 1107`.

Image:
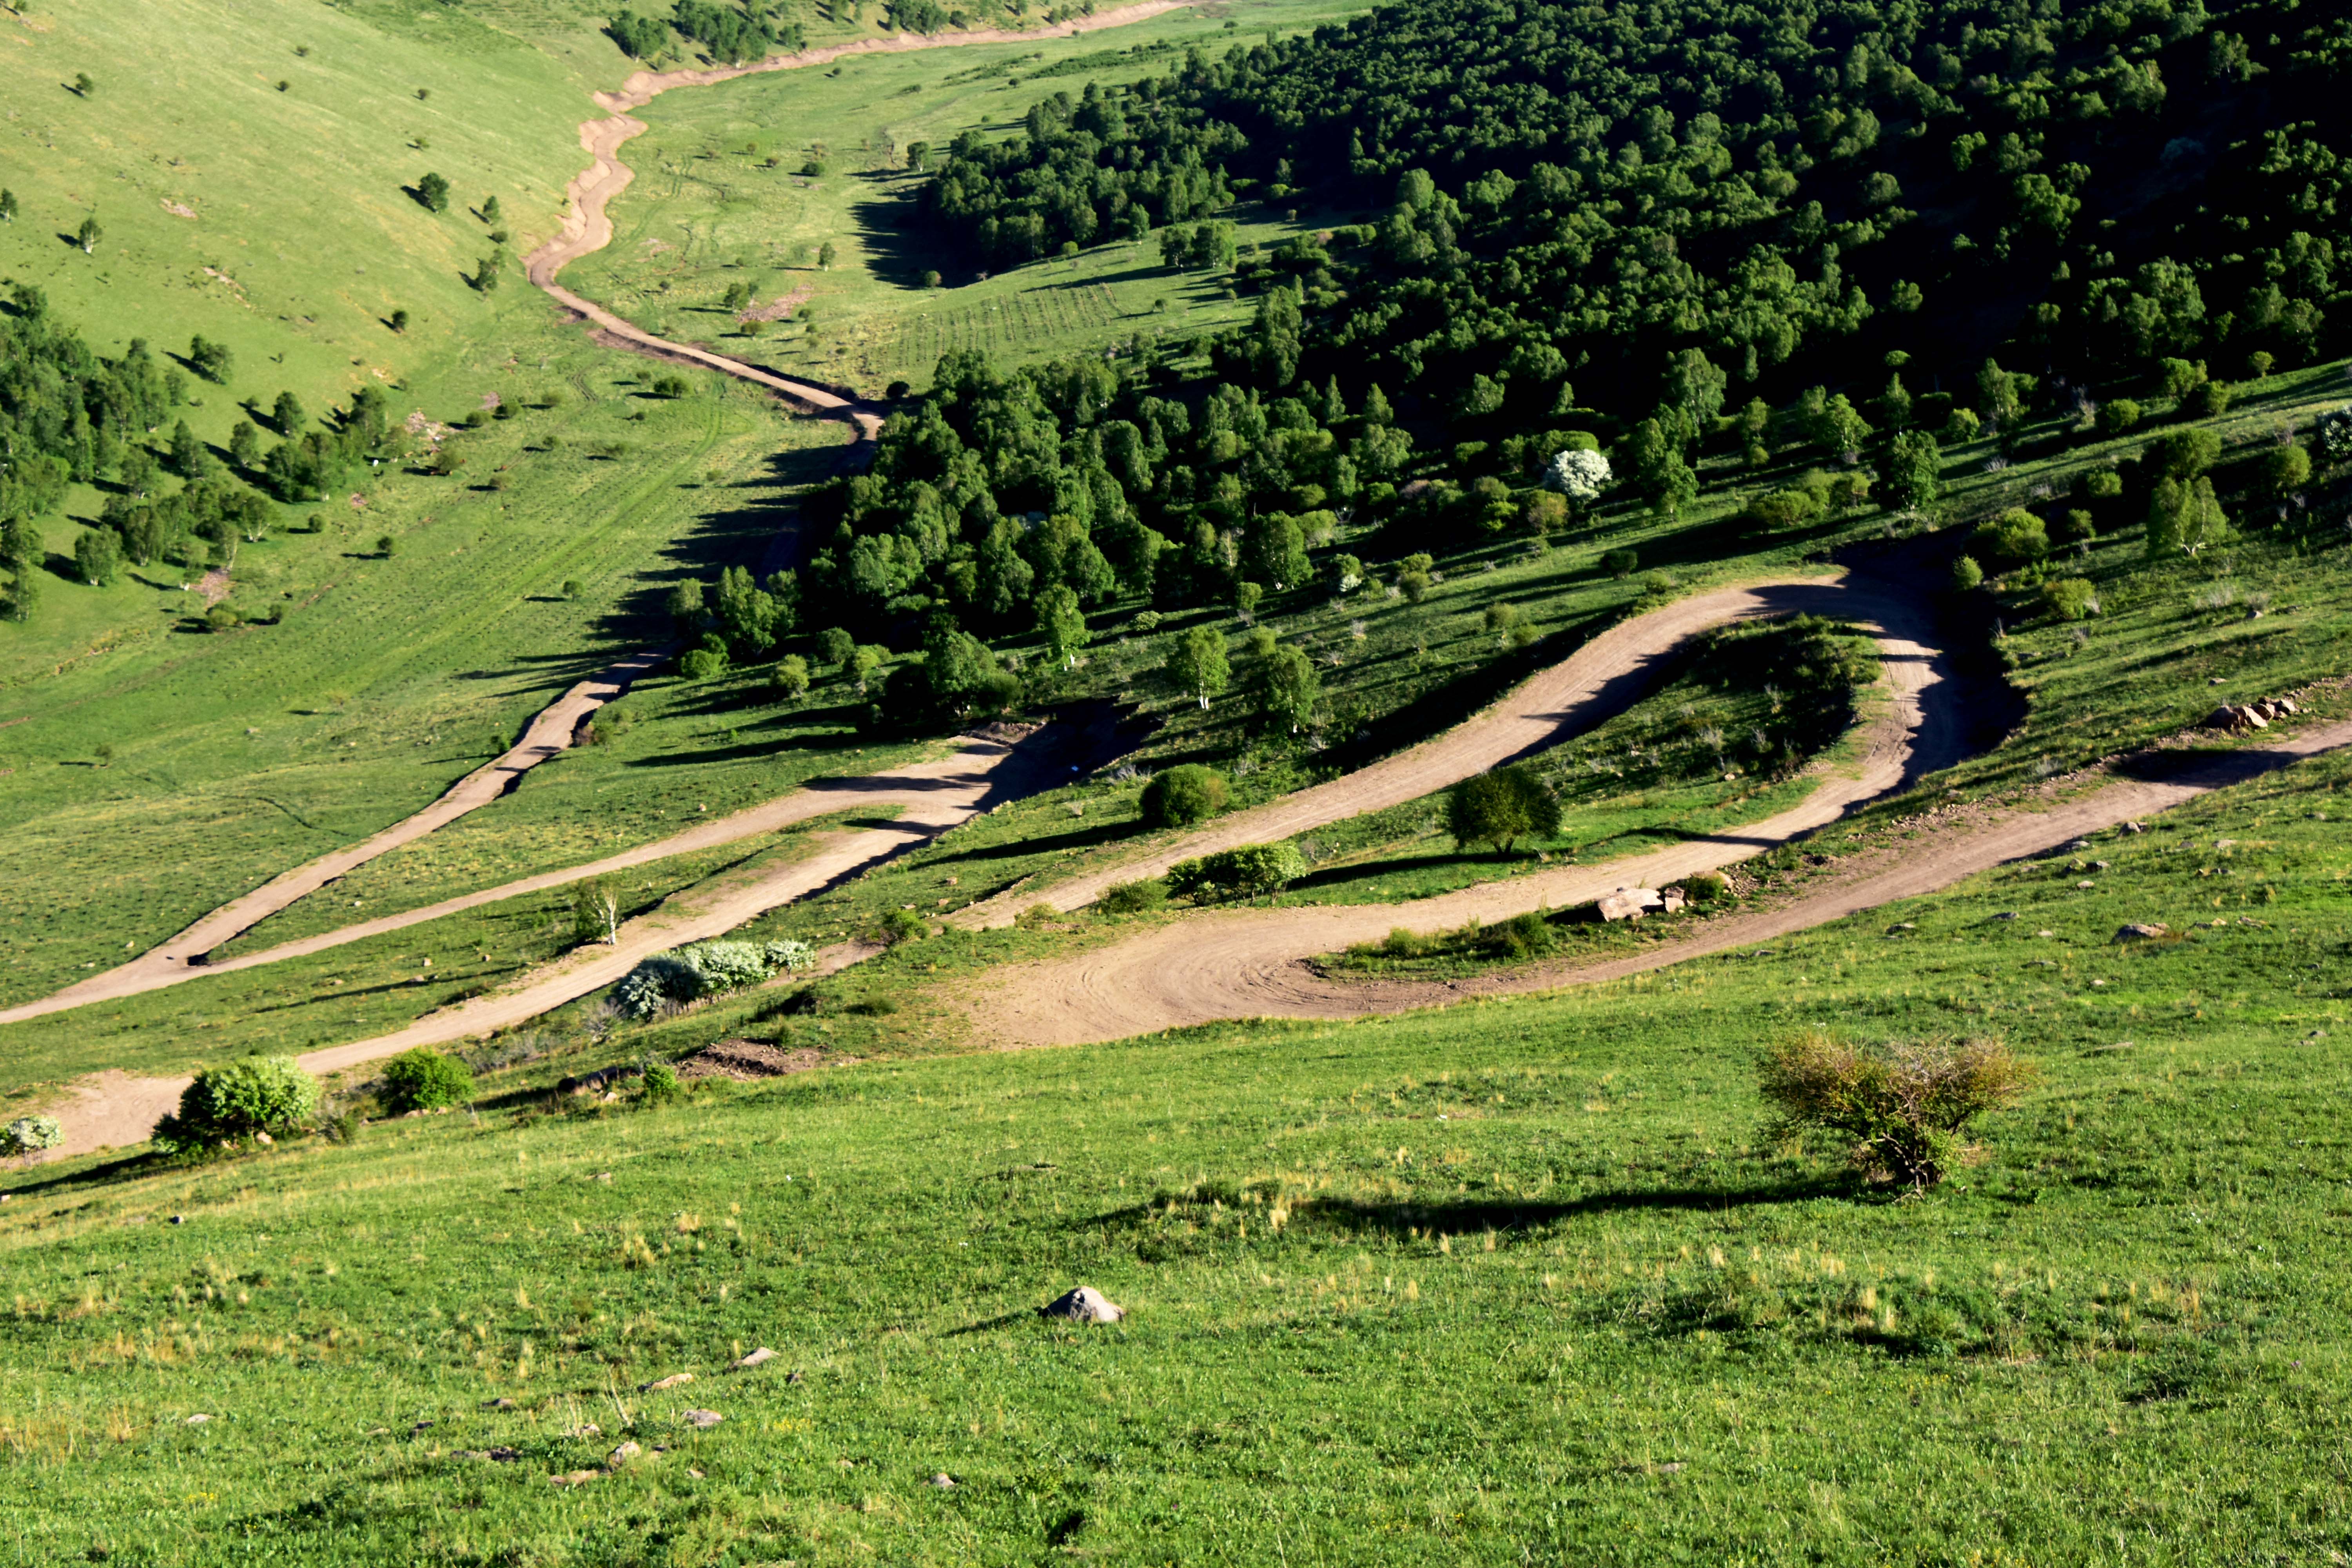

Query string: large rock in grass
1596 888 1664 923
1040 1286 1125 1325
2112 923 2169 942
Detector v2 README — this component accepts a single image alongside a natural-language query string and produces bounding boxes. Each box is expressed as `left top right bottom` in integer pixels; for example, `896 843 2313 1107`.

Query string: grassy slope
0 0 902 1009
560 0 1368 396
2 742 2347 1564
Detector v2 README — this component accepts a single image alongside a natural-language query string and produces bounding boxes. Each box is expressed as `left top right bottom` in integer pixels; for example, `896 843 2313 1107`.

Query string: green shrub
2262 443 2312 499
680 646 726 681
1600 547 1639 578
640 1061 680 1103
1758 1033 2034 1190
1099 878 1168 915
865 907 930 947
1742 488 1821 533
2042 578 2099 621
1447 764 1561 853
1949 554 1984 591
379 1048 473 1113
154 1056 320 1151
1969 508 2049 566
1140 764 1230 828
773 653 811 700
1481 910 1557 960
1379 927 1432 958
1683 871 1733 904
2097 398 2141 435
1167 842 1309 904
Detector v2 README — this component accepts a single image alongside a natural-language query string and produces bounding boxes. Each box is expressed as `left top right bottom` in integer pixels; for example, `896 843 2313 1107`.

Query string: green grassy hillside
3 737 2347 1564
561 0 1365 395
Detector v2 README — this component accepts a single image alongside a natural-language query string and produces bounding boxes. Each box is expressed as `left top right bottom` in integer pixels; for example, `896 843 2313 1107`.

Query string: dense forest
695 0 2352 730
925 0 2352 437
608 1 805 64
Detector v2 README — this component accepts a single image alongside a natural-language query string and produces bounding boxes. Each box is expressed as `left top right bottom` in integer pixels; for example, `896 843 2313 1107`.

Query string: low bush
614 939 819 1019
1099 878 1168 915
1758 1033 2034 1190
378 1047 473 1113
153 1056 320 1152
1167 842 1309 904
1139 764 1229 828
2042 578 2099 622
1682 871 1733 904
1481 910 1558 960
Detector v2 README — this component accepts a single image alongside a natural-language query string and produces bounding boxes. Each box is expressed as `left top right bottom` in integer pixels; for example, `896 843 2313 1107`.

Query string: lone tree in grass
1260 644 1321 733
416 171 451 213
0 188 17 223
271 390 307 434
1759 1033 2034 1191
388 308 409 333
1164 624 1229 710
571 878 622 945
74 215 100 254
1446 764 1560 855
187 334 233 384
74 526 121 586
480 194 502 225
1036 583 1088 668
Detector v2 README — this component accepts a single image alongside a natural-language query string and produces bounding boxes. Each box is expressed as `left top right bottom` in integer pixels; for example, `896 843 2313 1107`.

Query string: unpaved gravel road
524 1 1194 443
0 649 666 1027
962 713 2352 1049
36 719 1112 1162
957 572 1955 926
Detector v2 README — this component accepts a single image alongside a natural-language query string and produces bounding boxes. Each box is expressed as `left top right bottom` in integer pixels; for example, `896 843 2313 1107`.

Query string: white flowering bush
4 1113 62 1165
614 938 822 1018
1544 447 1612 501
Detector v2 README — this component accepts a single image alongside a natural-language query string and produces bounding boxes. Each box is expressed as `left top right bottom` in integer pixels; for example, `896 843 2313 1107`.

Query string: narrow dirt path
35 717 1117 1162
958 572 1957 1042
523 1 1195 444
0 650 666 1027
5 717 1089 1022
957 572 1957 926
962 717 2352 1048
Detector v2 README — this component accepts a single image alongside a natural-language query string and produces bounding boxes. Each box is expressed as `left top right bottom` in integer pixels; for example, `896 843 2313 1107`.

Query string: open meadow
7 0 2352 1559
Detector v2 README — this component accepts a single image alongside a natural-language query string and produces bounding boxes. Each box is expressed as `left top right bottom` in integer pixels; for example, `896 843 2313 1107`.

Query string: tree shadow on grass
845 176 957 289
1080 1177 1857 1235
1292 1180 1859 1236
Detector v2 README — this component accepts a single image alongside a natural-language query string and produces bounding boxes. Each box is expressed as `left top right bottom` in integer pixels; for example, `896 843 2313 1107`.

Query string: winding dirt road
36 718 1114 1162
958 573 1956 926
0 650 665 1027
963 713 2352 1046
523 1 1196 441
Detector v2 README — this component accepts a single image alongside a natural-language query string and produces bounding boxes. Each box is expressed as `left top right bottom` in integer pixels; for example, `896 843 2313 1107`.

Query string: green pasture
558 0 1370 395
3 737 2348 1563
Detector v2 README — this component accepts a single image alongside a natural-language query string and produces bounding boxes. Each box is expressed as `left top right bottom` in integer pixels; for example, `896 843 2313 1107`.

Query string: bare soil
958 716 2352 1049
956 572 1958 927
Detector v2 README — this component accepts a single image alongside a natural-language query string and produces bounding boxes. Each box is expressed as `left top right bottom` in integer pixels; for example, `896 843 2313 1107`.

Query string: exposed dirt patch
676 1039 833 1080
740 285 814 323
